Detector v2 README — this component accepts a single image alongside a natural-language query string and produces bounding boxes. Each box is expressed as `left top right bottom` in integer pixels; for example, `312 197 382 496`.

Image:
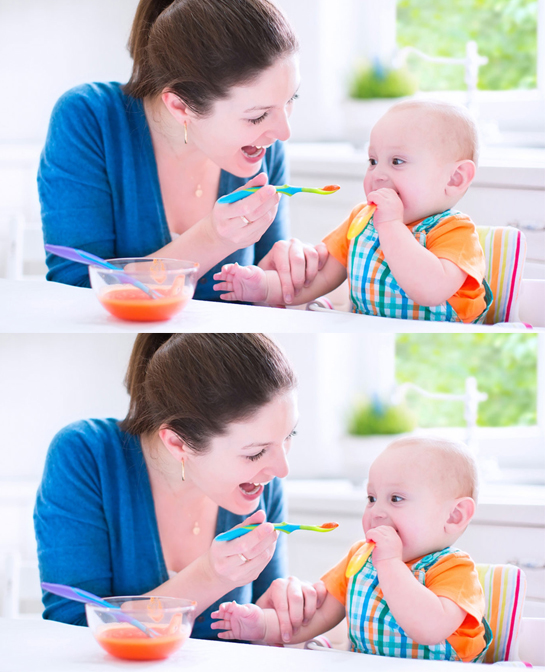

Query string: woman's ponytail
126 0 175 88
122 333 173 434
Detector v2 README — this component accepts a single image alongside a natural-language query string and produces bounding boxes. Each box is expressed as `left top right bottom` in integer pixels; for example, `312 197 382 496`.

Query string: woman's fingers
315 242 329 271
265 576 301 642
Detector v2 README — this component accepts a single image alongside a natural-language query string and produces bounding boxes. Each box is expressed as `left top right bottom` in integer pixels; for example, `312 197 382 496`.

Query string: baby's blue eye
368 158 377 166
391 495 404 502
392 158 404 165
367 495 376 503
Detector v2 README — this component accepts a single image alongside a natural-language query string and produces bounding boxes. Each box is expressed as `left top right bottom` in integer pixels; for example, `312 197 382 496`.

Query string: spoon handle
41 582 159 637
217 183 338 204
44 244 161 300
345 542 375 578
215 521 337 541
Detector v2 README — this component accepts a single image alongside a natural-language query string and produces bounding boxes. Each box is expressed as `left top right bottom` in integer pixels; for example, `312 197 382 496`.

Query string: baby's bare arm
212 592 345 645
377 221 467 306
375 558 467 644
214 254 347 307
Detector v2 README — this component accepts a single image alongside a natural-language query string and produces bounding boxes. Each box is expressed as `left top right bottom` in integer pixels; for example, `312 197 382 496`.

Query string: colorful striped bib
347 209 492 322
346 546 492 660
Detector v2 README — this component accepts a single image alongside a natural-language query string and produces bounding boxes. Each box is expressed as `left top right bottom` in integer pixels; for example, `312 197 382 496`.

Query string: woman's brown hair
123 0 298 115
119 333 296 451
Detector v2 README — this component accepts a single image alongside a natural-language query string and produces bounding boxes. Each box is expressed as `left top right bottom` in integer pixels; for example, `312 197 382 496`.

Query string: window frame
391 333 545 478
363 0 545 144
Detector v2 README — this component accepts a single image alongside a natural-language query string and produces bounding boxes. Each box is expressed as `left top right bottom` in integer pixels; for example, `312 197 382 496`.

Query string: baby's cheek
361 509 371 536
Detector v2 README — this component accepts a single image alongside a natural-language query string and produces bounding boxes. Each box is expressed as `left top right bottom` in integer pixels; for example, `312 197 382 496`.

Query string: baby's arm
367 526 467 645
213 254 347 307
368 189 467 306
211 591 345 645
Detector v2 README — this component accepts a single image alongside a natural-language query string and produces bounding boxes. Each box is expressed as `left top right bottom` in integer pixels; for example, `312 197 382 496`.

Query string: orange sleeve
425 214 487 323
322 203 368 269
320 540 365 606
425 552 487 662
425 213 485 284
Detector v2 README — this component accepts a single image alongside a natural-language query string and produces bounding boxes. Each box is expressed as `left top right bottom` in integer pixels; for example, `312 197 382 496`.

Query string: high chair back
476 563 527 663
476 226 527 325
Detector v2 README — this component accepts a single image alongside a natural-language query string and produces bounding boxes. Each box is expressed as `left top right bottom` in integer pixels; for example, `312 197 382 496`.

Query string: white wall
0 0 137 144
0 334 134 479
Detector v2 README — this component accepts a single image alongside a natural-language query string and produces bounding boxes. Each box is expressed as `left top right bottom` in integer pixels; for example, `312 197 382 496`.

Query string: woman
38 0 326 303
34 334 326 642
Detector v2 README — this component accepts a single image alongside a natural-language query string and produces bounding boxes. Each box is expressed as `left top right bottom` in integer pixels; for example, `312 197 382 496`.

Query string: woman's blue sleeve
33 423 112 625
38 89 116 287
251 477 288 603
253 141 290 265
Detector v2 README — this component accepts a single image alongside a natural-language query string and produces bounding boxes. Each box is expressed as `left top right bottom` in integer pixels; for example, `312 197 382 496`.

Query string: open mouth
241 145 270 161
238 481 268 498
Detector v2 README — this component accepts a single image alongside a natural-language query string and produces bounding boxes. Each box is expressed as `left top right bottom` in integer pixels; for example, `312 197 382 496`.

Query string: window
395 333 538 428
393 333 544 484
396 0 539 92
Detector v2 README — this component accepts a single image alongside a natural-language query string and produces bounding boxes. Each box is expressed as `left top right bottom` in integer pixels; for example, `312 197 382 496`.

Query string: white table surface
4 618 542 672
0 279 535 333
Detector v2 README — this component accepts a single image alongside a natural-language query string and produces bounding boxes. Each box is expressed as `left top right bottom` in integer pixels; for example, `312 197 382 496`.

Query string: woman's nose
270 109 292 143
267 445 290 479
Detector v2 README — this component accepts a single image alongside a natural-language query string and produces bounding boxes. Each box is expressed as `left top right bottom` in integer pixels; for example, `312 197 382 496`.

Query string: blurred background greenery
397 0 538 91
395 334 538 428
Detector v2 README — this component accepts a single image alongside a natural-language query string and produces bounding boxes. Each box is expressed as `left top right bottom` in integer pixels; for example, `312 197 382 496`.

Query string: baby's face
363 444 456 562
364 108 459 224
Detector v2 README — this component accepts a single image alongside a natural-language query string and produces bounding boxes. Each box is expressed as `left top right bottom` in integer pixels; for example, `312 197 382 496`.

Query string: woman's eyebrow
243 87 300 114
241 441 272 451
243 104 274 113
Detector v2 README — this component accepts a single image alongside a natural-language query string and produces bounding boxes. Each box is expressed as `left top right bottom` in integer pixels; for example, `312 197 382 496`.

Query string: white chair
2 550 42 619
5 212 47 281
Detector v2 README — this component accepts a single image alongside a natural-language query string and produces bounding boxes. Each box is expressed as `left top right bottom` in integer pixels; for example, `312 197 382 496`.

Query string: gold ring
238 553 249 564
241 216 251 225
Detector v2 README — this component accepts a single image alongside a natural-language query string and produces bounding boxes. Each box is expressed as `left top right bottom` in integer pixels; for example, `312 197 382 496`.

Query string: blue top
37 82 290 300
33 418 287 640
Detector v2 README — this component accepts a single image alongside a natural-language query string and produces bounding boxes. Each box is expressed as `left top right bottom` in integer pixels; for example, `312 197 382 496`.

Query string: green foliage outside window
397 0 538 91
395 334 538 428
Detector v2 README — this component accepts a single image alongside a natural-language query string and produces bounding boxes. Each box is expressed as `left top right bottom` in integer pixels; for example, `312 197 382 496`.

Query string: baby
211 437 492 662
214 100 493 323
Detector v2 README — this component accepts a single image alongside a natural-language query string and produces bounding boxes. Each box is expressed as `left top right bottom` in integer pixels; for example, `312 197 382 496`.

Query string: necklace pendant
195 184 203 198
192 522 200 535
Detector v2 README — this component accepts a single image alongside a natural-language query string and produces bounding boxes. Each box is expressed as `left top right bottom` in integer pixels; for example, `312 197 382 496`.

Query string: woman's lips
238 481 266 500
241 145 267 163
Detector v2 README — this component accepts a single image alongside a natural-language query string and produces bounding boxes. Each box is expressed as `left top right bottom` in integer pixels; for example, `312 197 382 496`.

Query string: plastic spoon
44 244 162 300
41 582 160 638
346 203 377 240
345 541 375 578
215 521 339 542
217 184 340 204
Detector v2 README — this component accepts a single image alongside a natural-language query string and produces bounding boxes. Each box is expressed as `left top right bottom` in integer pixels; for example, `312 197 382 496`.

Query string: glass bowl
89 258 199 322
85 596 196 660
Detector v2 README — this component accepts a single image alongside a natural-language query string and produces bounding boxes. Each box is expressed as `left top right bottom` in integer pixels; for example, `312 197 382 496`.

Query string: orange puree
99 285 191 322
96 624 186 660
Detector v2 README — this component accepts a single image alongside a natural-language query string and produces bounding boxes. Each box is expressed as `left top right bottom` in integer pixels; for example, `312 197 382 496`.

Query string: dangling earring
184 121 188 145
181 460 185 481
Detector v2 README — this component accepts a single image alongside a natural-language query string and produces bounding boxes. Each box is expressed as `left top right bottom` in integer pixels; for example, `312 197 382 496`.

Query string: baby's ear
445 160 476 196
444 496 476 534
